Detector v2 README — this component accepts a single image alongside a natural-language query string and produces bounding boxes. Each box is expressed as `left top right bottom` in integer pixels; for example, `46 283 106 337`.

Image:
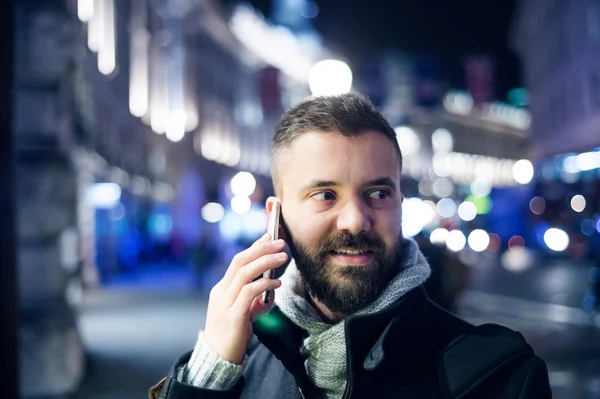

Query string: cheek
285 212 332 246
374 211 402 246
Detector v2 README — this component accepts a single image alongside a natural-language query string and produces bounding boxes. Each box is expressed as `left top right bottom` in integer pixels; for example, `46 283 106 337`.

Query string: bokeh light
446 230 466 252
402 198 434 238
468 229 490 252
432 178 454 197
529 197 546 215
430 228 449 246
457 201 477 221
471 180 492 196
570 195 586 213
501 247 534 273
202 202 225 223
431 128 453 153
231 195 252 215
487 233 501 252
581 219 596 236
543 228 569 252
508 235 525 249
394 126 420 156
465 195 493 215
231 171 256 197
436 198 457 218
512 159 534 184
309 59 353 96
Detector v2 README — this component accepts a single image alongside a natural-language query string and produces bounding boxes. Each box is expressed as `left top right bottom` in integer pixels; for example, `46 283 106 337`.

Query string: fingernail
274 239 285 246
275 252 287 260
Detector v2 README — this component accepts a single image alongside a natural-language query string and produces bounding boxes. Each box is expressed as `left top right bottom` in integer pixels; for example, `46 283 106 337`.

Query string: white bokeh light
230 171 257 197
446 230 466 252
575 152 600 171
458 201 477 221
166 109 187 142
468 229 490 252
436 198 457 218
231 195 252 215
77 0 94 22
309 60 353 96
475 162 494 182
430 228 449 246
543 228 570 252
562 155 579 174
512 159 534 184
88 182 121 209
471 180 492 196
431 128 454 153
432 178 454 197
201 202 225 223
394 126 420 155
402 198 434 238
570 195 586 213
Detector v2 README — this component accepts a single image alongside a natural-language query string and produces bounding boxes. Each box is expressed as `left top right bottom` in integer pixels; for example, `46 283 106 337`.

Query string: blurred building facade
511 0 600 262
356 51 536 255
15 0 332 396
512 0 600 158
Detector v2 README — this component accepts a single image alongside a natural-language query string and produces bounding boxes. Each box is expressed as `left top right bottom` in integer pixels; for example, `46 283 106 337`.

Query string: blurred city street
74 256 600 399
7 0 600 398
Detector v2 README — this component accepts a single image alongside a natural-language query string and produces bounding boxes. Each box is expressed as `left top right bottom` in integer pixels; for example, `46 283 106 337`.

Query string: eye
311 191 336 201
367 189 392 200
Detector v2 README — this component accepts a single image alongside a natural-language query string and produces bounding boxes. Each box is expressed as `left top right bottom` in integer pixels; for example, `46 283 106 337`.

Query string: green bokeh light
255 312 285 333
465 195 493 215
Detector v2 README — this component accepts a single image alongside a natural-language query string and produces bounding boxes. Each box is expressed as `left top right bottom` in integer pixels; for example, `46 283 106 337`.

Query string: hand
203 233 288 364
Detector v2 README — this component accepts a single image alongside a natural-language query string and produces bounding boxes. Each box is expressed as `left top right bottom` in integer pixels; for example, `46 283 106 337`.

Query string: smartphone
262 200 281 304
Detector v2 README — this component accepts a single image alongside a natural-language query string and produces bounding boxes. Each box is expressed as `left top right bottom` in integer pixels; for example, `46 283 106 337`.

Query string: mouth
329 248 374 265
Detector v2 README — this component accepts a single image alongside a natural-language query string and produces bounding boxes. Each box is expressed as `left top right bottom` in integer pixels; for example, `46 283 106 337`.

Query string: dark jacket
150 287 552 399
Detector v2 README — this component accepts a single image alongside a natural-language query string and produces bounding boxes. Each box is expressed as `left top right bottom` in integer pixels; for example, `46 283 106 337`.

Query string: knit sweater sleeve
177 331 248 390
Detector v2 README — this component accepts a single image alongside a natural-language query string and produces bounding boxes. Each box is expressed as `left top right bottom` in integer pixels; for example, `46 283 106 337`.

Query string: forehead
279 131 400 192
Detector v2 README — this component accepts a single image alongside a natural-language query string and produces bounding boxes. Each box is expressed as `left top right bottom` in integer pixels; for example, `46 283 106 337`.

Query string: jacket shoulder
437 323 551 398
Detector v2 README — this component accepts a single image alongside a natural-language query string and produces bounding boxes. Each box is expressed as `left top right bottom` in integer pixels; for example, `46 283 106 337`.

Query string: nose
336 197 371 235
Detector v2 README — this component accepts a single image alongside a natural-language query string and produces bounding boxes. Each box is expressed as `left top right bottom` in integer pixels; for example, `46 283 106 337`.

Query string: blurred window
589 66 600 109
587 4 600 41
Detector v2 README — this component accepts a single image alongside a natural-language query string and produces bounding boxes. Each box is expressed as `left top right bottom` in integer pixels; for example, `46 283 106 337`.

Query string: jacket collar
252 286 451 387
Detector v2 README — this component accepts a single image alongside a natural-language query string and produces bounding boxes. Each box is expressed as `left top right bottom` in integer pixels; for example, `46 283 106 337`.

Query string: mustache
321 231 385 254
280 216 385 256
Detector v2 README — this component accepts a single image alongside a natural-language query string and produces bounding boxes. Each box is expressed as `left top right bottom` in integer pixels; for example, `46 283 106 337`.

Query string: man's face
275 131 403 315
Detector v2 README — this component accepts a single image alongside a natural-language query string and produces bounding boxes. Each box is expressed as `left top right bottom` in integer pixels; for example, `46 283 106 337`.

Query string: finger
226 251 288 303
249 290 276 322
221 237 285 286
230 278 281 318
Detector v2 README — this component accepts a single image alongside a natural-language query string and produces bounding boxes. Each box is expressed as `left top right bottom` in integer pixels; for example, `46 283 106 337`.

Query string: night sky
230 0 521 101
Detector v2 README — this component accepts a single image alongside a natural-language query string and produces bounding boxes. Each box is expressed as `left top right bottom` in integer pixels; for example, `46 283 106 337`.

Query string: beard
281 220 403 315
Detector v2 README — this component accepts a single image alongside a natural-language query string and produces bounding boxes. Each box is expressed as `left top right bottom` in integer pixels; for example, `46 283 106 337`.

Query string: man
150 94 552 398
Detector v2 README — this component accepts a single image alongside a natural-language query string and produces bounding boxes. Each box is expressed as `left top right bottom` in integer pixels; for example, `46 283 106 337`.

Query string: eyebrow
300 176 398 193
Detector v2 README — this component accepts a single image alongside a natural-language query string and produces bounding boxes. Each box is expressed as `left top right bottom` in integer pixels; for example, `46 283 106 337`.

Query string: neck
308 294 346 324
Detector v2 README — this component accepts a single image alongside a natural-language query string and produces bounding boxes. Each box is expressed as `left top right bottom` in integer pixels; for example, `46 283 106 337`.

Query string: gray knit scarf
274 238 431 398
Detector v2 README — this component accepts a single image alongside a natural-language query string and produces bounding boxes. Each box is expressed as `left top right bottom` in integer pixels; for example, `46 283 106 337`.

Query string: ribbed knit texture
179 331 247 390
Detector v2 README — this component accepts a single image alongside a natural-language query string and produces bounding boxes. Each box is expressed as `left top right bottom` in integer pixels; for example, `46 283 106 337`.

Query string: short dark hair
271 93 402 194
